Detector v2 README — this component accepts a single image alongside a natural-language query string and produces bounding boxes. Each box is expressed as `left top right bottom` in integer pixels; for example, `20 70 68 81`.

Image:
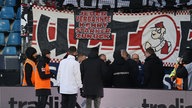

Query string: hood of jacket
88 47 99 58
25 47 37 62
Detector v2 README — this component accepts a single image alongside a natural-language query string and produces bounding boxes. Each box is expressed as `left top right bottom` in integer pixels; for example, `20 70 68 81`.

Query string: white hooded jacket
57 55 83 94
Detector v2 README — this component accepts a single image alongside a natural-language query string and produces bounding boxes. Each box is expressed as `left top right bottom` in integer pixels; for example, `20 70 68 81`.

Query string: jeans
61 94 77 108
86 97 101 108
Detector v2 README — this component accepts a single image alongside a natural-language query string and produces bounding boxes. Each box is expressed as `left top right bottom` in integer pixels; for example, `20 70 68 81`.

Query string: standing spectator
22 47 38 86
57 46 82 108
80 47 107 108
99 54 111 87
143 47 164 89
176 47 192 90
35 49 55 108
132 53 144 88
121 50 139 88
109 50 137 88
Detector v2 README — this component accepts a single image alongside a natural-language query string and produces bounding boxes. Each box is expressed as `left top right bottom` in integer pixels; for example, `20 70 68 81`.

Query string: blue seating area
0 6 15 19
0 33 5 46
11 20 21 32
16 7 21 19
4 0 16 7
0 0 3 6
7 33 21 46
2 46 17 55
0 0 21 55
0 19 10 32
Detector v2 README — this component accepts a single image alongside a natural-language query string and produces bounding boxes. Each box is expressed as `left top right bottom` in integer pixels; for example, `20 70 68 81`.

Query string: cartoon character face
151 27 166 39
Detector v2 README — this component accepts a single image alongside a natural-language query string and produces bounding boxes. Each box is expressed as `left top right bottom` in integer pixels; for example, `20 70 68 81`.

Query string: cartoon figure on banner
145 22 172 54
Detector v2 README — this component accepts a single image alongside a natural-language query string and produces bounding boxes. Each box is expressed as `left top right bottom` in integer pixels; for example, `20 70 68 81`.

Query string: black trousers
61 94 77 108
37 95 48 108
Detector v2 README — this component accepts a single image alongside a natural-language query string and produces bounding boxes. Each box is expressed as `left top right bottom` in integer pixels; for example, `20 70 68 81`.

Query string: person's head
42 49 51 59
78 53 87 63
68 46 78 56
121 49 129 60
99 54 107 62
25 47 37 61
41 49 51 63
145 47 155 58
132 53 140 63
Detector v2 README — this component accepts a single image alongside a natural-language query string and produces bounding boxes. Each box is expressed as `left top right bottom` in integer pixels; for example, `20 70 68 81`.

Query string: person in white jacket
57 46 83 108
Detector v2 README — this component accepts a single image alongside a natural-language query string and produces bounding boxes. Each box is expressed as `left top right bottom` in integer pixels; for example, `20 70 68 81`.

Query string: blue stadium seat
7 33 21 46
16 7 21 19
2 46 17 55
11 20 21 32
0 20 10 32
5 0 16 6
0 6 15 19
0 33 5 46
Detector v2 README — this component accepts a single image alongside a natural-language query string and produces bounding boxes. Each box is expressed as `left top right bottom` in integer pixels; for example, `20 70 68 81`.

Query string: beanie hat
182 47 192 64
25 47 37 58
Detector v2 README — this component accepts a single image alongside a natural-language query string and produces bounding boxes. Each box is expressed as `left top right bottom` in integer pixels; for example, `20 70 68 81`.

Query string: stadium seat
4 0 16 6
2 46 17 55
16 7 21 19
0 20 10 32
11 20 21 32
0 33 5 46
0 6 15 19
7 33 21 46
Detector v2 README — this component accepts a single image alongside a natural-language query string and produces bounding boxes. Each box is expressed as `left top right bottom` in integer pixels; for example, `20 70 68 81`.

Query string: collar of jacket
67 55 75 59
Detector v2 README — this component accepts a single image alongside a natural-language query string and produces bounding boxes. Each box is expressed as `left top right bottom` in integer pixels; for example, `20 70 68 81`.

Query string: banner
32 6 192 67
0 87 192 108
75 10 112 40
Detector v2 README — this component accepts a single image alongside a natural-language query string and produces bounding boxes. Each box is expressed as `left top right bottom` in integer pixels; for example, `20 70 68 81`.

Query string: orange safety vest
35 63 51 90
22 59 36 86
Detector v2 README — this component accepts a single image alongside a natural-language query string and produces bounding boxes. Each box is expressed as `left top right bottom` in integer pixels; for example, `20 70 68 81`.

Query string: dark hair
68 46 77 54
25 47 37 58
42 49 50 57
146 47 155 55
99 54 106 57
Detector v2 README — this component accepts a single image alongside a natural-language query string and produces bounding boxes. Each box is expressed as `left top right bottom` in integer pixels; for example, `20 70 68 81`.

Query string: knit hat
182 47 192 64
25 47 37 58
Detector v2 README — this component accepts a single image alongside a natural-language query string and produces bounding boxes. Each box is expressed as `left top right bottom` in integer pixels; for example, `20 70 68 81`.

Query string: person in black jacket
109 50 138 88
35 49 55 108
176 47 192 90
80 47 107 108
143 47 164 89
